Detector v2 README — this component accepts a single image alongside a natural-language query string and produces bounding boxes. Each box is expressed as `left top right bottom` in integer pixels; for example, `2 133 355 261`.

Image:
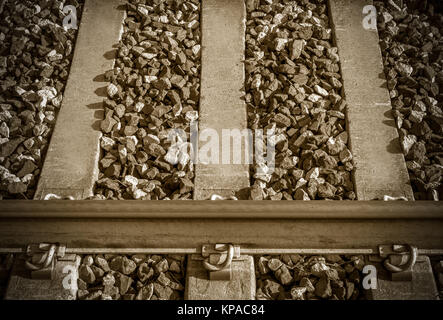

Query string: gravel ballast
245 0 355 200
255 254 365 300
376 0 443 200
92 0 201 200
0 0 83 199
77 254 186 300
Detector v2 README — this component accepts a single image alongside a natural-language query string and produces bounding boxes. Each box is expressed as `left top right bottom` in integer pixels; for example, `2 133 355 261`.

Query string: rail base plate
185 255 255 300
367 256 439 300
4 255 79 300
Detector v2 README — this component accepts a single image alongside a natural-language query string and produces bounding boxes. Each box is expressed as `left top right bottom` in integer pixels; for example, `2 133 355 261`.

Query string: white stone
186 19 197 29
268 133 286 147
133 189 147 199
273 13 285 24
100 136 115 151
124 175 138 188
107 83 118 98
126 135 138 146
256 162 270 174
307 93 322 103
118 145 127 160
257 31 267 42
137 5 149 17
253 50 264 60
409 110 426 123
254 173 272 183
21 173 33 184
381 11 393 24
165 145 180 165
291 287 306 300
144 75 157 83
0 122 9 138
47 49 63 62
39 86 57 101
305 167 320 181
15 86 26 96
134 101 145 112
141 52 157 59
311 262 330 276
396 62 413 77
314 85 329 97
185 110 199 122
37 111 45 123
145 134 160 144
252 74 261 89
311 16 322 26
401 135 416 155
295 178 308 189
192 44 201 56
23 138 34 150
275 38 288 51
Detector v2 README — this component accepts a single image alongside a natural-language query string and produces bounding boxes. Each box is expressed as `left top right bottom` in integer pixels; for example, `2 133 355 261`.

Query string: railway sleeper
30 0 418 201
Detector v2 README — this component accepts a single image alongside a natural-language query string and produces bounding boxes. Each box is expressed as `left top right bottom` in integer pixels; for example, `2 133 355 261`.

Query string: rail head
0 201 442 219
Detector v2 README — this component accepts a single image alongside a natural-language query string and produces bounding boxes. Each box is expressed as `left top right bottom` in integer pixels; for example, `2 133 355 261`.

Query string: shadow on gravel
103 49 117 61
382 119 396 128
382 109 397 132
382 109 402 155
94 86 108 97
235 188 251 200
87 102 104 131
377 72 389 90
386 138 403 154
93 74 106 82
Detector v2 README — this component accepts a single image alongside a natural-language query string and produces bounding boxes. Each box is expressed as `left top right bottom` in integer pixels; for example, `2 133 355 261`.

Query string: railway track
0 0 442 301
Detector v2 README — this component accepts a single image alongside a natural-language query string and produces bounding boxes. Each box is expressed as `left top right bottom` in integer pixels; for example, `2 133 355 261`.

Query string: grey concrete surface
5 255 79 300
329 0 414 200
185 255 255 300
194 0 250 200
368 256 439 300
35 0 125 199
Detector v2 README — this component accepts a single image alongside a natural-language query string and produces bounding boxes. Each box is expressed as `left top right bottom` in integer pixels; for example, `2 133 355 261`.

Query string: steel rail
0 200 442 219
0 201 442 250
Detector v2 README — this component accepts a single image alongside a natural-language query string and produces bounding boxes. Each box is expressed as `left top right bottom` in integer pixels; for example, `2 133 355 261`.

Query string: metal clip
201 244 241 281
24 243 66 280
379 244 418 281
210 194 238 200
43 193 75 200
383 195 408 201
